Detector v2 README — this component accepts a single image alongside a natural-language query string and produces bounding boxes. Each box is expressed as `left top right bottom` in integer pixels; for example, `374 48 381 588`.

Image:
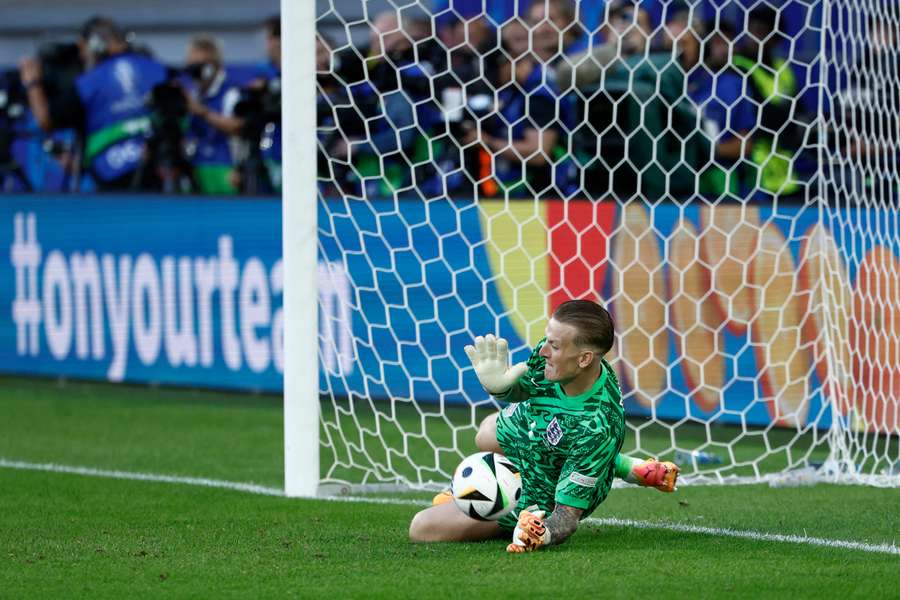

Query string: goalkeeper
409 299 678 552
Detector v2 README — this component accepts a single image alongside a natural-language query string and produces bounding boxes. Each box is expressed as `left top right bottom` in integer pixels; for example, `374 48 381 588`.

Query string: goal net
298 0 900 493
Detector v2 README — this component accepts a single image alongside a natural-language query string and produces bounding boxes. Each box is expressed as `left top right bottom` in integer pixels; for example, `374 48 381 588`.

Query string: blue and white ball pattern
450 452 521 521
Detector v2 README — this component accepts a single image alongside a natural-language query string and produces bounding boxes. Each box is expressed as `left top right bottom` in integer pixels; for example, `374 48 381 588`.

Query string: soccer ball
450 452 521 521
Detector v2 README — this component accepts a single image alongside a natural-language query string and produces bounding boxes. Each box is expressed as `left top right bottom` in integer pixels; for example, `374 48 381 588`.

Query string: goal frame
282 0 320 498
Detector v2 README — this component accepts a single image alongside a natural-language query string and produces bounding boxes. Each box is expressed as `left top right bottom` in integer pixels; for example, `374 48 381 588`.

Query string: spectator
674 11 702 74
527 0 581 66
604 0 652 58
564 3 705 200
500 18 531 59
688 22 756 198
734 6 804 197
346 9 442 199
831 12 900 202
0 72 34 191
19 15 168 191
229 15 281 196
232 14 282 195
8 42 83 192
652 1 691 55
182 35 244 195
316 32 366 196
556 0 653 89
426 10 497 198
429 7 495 83
462 18 573 198
260 14 281 79
434 6 493 55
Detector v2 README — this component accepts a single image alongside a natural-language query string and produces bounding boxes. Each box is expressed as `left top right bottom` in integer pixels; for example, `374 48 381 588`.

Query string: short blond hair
188 34 223 63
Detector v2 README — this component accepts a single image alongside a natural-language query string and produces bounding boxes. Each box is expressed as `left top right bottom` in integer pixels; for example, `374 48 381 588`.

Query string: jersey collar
555 362 609 405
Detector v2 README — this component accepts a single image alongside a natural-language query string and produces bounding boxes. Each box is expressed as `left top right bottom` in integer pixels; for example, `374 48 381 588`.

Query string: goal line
1 457 896 557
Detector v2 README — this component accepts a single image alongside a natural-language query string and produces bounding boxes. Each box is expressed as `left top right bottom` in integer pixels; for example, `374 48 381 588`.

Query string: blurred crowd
1 1 896 201
2 15 283 195
317 0 821 202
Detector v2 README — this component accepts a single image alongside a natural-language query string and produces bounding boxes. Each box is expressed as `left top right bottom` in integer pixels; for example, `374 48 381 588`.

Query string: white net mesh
311 0 900 491
820 0 900 484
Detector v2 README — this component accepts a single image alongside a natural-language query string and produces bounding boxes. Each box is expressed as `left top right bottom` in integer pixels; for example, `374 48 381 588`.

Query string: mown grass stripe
2 457 897 556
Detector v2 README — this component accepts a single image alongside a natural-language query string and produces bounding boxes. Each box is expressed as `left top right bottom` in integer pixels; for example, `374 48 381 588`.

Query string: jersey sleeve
554 413 620 510
495 338 547 402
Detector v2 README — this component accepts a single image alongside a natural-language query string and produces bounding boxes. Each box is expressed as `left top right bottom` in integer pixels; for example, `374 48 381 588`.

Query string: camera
133 72 194 192
0 69 26 124
39 42 83 126
150 79 189 122
233 76 281 135
444 88 495 141
232 76 281 194
0 70 29 189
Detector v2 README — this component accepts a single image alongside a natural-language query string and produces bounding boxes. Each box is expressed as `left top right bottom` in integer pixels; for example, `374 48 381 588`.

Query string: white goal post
282 0 320 497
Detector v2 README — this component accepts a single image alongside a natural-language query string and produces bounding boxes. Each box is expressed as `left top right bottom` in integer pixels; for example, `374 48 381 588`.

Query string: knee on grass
409 508 442 543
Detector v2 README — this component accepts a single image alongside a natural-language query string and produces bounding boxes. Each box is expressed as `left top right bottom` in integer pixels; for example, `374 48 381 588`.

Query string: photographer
19 15 168 191
183 35 244 195
236 14 282 195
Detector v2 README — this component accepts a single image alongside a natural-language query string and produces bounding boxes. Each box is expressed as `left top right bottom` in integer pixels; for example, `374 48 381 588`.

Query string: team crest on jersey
544 417 563 446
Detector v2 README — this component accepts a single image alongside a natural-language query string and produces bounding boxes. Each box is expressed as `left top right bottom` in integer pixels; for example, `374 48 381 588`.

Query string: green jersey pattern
495 339 625 531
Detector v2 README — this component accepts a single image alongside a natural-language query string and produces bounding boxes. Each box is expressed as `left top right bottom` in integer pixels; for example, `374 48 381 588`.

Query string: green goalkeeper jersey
495 339 625 531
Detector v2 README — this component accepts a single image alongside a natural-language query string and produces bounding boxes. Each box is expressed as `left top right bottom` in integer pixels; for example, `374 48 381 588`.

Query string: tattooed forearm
543 504 583 546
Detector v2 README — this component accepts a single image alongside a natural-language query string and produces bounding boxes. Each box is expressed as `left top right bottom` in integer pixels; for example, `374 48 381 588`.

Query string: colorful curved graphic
479 200 549 347
798 224 852 414
669 219 724 412
751 222 810 427
700 205 760 336
477 199 617 346
611 203 668 408
851 246 900 434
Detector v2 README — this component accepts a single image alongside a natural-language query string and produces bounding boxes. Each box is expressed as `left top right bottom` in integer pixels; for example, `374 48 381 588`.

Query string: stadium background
1 1 898 596
0 0 846 192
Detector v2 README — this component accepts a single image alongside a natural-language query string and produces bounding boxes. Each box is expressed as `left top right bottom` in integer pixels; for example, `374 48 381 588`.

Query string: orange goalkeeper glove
632 458 680 493
506 509 549 553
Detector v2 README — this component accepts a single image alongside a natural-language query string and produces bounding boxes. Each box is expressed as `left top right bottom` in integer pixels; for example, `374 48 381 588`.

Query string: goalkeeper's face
539 319 594 384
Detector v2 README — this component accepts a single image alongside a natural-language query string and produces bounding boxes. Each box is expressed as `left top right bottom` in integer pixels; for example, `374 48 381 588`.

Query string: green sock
614 454 642 483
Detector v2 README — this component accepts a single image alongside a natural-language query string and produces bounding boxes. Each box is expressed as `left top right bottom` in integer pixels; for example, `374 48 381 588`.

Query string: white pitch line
1 458 897 556
0 458 285 497
583 517 900 556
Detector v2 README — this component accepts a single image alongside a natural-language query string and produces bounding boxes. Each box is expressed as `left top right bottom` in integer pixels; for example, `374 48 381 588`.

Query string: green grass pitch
1 376 898 598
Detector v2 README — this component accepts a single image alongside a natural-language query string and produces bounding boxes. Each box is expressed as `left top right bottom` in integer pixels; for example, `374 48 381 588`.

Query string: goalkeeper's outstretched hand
506 509 548 553
464 334 527 396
